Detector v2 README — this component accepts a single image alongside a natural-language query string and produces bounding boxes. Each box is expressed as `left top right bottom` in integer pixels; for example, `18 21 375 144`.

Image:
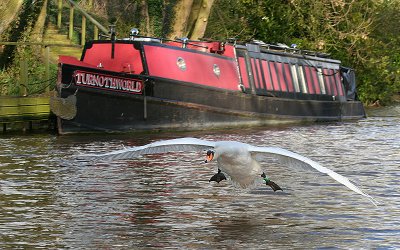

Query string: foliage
3 0 400 104
105 0 177 38
0 46 58 96
0 0 45 68
0 0 57 96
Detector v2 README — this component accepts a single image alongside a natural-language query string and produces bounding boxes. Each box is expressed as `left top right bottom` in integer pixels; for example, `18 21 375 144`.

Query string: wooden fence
0 41 81 96
57 0 109 45
0 0 110 131
0 0 110 96
0 96 51 130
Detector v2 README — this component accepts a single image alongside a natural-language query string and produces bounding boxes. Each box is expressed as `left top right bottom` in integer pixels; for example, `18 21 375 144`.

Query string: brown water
1 107 399 249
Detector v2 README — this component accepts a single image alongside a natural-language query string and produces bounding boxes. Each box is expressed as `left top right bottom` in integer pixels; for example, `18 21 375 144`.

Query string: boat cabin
54 28 365 134
60 32 352 102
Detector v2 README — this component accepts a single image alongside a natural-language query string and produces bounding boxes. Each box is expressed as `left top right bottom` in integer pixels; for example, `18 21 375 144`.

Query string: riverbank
0 96 55 133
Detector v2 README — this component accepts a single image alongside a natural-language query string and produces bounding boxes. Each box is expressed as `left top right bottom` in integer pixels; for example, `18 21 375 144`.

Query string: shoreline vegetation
1 0 399 106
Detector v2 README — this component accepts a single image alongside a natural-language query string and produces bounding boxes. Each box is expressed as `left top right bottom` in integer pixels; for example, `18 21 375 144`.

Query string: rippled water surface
1 107 399 249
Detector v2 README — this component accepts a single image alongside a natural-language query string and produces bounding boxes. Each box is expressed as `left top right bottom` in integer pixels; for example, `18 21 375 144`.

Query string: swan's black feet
266 180 283 192
209 169 226 183
261 172 283 192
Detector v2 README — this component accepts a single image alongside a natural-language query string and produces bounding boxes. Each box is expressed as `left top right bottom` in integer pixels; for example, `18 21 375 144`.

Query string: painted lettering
75 72 83 84
73 71 143 94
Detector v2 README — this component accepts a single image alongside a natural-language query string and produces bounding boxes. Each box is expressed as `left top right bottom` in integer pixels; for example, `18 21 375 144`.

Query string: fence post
19 58 28 96
88 0 93 41
94 25 98 40
69 4 74 40
81 15 86 45
57 0 62 28
45 46 50 93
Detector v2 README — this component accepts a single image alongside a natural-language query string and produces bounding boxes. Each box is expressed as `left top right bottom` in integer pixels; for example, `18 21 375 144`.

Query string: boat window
284 63 294 92
317 68 326 94
297 65 308 93
323 68 331 94
256 59 266 90
250 58 260 89
237 57 250 88
176 57 187 71
311 67 321 94
261 60 274 90
276 62 287 92
334 70 345 96
324 69 338 96
304 66 315 94
290 64 300 92
269 62 280 91
213 64 221 77
330 69 339 96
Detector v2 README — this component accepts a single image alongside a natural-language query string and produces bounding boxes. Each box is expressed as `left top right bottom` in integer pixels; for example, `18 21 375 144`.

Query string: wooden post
65 0 109 34
88 0 93 41
57 0 62 28
94 25 98 40
19 59 28 96
69 4 74 40
45 46 50 93
81 15 86 45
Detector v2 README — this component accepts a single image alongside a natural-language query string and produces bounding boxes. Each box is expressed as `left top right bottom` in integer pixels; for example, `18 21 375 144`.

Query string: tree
104 0 216 40
169 0 215 40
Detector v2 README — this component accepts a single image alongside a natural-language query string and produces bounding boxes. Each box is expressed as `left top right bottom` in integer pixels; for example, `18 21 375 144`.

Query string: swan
81 137 377 205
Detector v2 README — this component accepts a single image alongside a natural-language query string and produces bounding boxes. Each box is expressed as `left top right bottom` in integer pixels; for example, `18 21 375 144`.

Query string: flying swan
81 137 377 205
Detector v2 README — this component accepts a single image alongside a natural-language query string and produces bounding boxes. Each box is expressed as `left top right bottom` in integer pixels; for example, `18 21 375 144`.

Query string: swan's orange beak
205 150 214 163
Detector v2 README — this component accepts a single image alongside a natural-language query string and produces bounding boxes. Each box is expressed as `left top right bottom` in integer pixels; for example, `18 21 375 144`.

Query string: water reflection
0 107 399 248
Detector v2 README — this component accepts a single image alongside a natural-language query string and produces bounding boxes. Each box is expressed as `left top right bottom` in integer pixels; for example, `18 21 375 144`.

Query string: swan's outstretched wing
248 145 377 205
79 137 215 161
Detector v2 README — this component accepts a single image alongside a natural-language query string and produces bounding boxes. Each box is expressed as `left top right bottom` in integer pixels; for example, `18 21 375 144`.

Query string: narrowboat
51 28 366 134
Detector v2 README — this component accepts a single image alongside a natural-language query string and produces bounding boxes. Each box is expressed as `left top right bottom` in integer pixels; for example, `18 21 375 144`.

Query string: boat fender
50 92 77 120
238 84 246 93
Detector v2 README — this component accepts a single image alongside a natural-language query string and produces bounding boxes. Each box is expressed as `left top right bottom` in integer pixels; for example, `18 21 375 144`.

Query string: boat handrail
258 43 331 58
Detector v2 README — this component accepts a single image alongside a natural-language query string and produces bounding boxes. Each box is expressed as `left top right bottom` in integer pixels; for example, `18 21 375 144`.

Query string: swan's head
204 150 215 163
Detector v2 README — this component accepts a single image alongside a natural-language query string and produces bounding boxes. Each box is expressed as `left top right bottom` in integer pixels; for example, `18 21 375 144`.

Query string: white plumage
81 137 377 205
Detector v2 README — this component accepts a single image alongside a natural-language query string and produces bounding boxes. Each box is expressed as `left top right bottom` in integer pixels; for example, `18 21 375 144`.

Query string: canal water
1 107 399 249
